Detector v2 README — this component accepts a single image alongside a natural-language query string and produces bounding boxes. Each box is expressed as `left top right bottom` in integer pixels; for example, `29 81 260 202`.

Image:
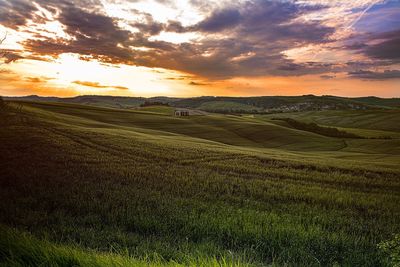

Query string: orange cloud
25 76 54 83
189 81 210 86
72 80 129 90
0 69 14 74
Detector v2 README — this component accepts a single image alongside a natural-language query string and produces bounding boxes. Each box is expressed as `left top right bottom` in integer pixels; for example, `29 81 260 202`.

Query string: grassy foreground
0 101 399 266
0 226 249 267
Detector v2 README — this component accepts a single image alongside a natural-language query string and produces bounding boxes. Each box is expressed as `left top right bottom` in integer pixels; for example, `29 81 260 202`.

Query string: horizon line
2 94 400 100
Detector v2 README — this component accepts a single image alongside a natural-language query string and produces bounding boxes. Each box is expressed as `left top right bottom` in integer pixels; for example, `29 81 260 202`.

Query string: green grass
16 101 400 157
1 101 399 266
0 226 251 267
271 118 364 139
263 110 400 132
136 105 175 115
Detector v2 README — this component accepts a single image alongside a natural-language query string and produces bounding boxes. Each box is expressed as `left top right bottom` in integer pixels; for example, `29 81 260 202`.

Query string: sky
0 0 399 97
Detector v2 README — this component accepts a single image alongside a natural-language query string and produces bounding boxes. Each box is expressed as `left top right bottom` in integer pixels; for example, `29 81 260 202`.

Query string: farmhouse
174 109 189 116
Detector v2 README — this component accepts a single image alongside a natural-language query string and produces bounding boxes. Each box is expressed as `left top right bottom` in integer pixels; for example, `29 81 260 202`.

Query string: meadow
1 101 399 266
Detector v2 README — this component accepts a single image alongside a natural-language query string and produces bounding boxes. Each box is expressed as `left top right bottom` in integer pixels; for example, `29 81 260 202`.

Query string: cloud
194 8 241 32
13 0 335 79
348 69 400 80
1 0 398 82
347 28 400 59
113 85 129 90
130 10 165 36
189 81 209 86
0 68 13 74
320 74 336 79
157 1 334 78
72 80 129 90
25 76 54 83
365 31 400 60
165 77 185 80
22 3 137 64
72 80 111 88
2 53 23 63
0 0 37 29
0 42 24 64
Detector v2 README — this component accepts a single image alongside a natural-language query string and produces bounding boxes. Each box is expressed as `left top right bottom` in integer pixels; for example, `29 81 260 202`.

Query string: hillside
353 96 400 108
265 109 400 133
1 100 400 266
5 94 400 113
4 95 180 109
171 95 400 112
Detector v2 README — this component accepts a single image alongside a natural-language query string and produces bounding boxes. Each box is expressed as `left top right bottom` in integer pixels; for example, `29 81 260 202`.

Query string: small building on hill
174 109 189 116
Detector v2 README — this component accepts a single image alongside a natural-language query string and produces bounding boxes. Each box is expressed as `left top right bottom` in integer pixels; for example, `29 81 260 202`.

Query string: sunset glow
0 0 399 97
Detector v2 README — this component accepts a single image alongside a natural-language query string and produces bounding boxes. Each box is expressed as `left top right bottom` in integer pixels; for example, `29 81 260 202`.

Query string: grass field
1 101 399 266
264 110 400 132
135 105 176 115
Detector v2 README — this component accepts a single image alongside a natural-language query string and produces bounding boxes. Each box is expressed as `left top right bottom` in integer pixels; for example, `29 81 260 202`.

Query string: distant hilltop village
267 102 367 113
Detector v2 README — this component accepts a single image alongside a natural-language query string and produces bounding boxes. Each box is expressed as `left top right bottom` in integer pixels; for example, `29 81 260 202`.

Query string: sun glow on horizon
2 53 206 97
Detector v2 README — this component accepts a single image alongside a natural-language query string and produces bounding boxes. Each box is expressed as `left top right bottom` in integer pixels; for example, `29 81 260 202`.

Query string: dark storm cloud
0 0 104 29
190 1 331 41
348 70 400 80
129 9 165 36
22 2 138 64
365 36 400 60
347 29 400 62
2 0 337 79
0 0 37 29
195 9 241 32
150 0 335 78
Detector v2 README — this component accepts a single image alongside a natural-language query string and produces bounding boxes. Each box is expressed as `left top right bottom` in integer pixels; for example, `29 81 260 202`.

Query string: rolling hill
4 95 180 109
5 94 400 113
169 95 400 112
1 100 399 266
